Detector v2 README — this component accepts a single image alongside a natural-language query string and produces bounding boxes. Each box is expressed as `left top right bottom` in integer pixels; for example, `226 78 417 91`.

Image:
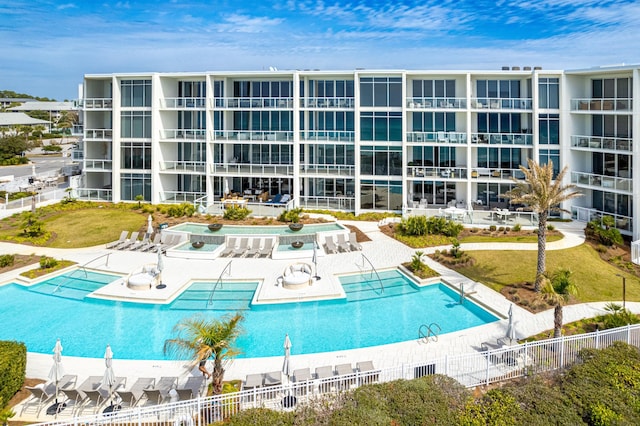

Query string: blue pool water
0 270 498 360
171 222 344 236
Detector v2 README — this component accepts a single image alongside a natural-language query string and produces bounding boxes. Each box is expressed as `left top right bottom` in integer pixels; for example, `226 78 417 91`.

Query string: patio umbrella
505 304 515 342
312 242 320 280
48 339 66 414
102 345 118 413
146 215 153 236
223 178 230 196
156 249 165 289
282 334 292 378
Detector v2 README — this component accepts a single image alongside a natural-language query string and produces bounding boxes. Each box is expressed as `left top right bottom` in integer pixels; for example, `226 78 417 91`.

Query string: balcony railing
211 130 294 142
75 188 112 201
572 171 633 192
212 97 294 109
406 131 467 144
571 135 632 152
407 166 468 179
83 98 113 109
471 133 533 146
160 161 206 173
300 97 355 108
160 129 206 140
300 195 355 211
571 206 632 233
470 168 525 179
571 98 632 112
300 164 355 176
300 131 355 142
84 129 113 139
471 98 532 110
161 191 206 203
160 97 206 109
211 163 294 176
406 97 467 109
84 159 112 170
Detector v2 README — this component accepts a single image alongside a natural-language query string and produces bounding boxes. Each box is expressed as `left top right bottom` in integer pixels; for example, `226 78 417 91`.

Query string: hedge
0 341 26 406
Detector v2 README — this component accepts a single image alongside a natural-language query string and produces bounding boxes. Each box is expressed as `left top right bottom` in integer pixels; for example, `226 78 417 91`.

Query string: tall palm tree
505 160 582 292
164 313 243 394
541 269 578 338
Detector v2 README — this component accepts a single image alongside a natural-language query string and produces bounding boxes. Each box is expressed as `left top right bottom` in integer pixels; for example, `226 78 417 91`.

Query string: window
360 77 402 107
592 191 630 216
121 80 151 107
121 112 151 138
478 148 522 169
121 142 151 170
477 113 522 133
412 112 455 132
360 146 402 175
233 80 292 97
538 78 559 108
411 80 456 97
592 77 632 98
476 80 521 98
360 112 402 141
178 81 206 97
121 173 151 201
539 149 560 177
308 111 354 131
592 114 632 138
308 80 355 98
360 180 402 210
539 114 559 144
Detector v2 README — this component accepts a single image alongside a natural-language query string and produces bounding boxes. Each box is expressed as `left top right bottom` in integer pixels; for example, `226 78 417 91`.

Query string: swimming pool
0 270 498 360
170 222 345 236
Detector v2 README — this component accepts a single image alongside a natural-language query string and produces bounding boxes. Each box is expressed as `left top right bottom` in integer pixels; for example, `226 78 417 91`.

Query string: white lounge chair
116 377 155 409
142 376 176 406
106 231 128 249
258 239 274 257
219 237 238 257
232 237 249 257
118 231 139 250
336 234 351 252
244 238 261 257
349 233 362 251
324 236 338 254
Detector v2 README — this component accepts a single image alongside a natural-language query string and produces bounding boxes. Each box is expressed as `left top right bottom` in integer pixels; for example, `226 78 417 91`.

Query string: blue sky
2 0 639 100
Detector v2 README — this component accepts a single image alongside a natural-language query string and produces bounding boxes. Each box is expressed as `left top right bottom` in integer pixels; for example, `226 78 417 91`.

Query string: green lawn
459 234 563 244
455 243 640 303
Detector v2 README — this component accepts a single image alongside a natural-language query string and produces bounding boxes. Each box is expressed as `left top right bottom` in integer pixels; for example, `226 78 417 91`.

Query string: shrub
166 203 196 218
0 254 14 268
498 226 505 232
451 239 462 259
278 208 302 223
512 223 521 232
547 224 555 231
410 251 425 272
39 256 58 269
585 219 624 247
225 407 294 425
600 303 640 328
20 212 46 237
397 215 428 236
460 389 522 425
0 341 26 407
489 225 497 231
223 206 251 221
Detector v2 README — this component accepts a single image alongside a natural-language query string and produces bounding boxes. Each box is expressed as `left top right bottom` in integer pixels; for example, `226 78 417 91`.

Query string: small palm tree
164 313 243 394
541 269 578 338
505 160 582 292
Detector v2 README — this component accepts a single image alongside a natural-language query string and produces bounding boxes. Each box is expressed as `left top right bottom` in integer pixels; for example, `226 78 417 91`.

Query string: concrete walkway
5 219 635 423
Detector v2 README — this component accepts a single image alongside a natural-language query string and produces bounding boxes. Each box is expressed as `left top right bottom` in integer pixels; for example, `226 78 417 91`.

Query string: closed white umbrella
282 334 292 378
312 242 320 280
102 345 118 412
157 249 164 273
224 178 230 196
146 215 153 236
48 339 65 414
505 304 516 344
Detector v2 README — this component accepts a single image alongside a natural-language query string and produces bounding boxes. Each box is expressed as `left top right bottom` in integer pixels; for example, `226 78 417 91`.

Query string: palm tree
164 313 243 394
505 160 582 292
541 269 578 338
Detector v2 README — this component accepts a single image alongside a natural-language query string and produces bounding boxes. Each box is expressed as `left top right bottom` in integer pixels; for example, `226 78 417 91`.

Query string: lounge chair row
220 237 274 258
106 232 181 253
324 233 362 254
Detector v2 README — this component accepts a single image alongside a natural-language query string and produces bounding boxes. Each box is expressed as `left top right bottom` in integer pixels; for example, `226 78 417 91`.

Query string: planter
208 223 223 232
191 241 205 249
289 223 304 232
291 241 304 249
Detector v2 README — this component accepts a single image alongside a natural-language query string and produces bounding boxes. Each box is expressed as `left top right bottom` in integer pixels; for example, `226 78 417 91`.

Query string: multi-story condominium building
76 66 639 240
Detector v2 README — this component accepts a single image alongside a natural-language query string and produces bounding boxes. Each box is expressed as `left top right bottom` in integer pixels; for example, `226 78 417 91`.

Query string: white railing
300 130 355 142
571 206 632 233
632 240 640 265
408 166 468 179
83 98 113 109
472 132 533 145
212 98 294 109
299 195 355 211
300 164 355 176
160 161 206 173
159 129 207 140
160 191 206 203
211 130 294 142
84 159 112 170
571 135 632 152
471 98 532 109
33 324 640 426
406 97 467 109
84 129 113 139
300 97 355 108
74 188 113 202
160 97 206 109
571 171 633 192
210 163 294 176
571 98 632 111
406 131 467 144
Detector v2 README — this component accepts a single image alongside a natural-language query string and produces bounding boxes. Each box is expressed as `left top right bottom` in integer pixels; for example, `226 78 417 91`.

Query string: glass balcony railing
161 191 206 203
300 131 355 142
471 98 532 110
406 131 466 144
83 98 113 109
300 196 354 211
407 166 468 179
469 168 525 179
300 164 355 176
160 97 206 109
571 171 632 192
211 163 294 176
212 97 294 109
75 188 112 201
571 206 632 233
211 130 294 142
471 132 533 146
406 97 467 109
300 97 354 108
84 159 112 170
571 98 632 111
160 161 206 173
571 135 632 151
84 129 113 139
160 129 206 140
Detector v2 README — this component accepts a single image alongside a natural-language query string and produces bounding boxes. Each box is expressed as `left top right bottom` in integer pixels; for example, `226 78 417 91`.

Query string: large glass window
477 148 522 169
307 144 354 165
234 144 292 165
592 152 631 178
592 77 632 98
360 77 402 107
538 78 559 108
592 190 630 216
476 80 521 98
411 146 457 167
592 114 632 138
539 114 559 144
412 112 455 132
360 146 402 175
412 79 456 97
177 111 206 131
308 80 355 98
121 173 151 201
120 112 151 138
539 149 560 177
121 80 151 107
477 113 522 133
360 112 402 141
121 142 151 169
360 179 402 210
233 80 292 97
178 81 206 97
308 111 354 131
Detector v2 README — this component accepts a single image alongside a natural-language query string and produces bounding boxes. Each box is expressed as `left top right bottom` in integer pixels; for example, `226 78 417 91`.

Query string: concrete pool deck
3 219 637 422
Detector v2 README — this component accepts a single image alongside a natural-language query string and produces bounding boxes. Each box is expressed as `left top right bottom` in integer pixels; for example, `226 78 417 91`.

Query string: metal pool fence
34 323 640 426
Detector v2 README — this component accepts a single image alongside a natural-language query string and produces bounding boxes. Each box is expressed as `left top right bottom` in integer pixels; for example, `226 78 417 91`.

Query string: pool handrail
53 253 112 293
207 260 232 306
359 253 384 295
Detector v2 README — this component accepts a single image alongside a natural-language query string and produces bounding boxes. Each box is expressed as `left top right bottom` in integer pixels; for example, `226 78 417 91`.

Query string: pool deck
4 219 639 422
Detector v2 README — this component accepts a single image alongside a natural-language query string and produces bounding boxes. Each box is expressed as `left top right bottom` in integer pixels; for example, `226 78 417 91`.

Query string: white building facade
77 66 640 239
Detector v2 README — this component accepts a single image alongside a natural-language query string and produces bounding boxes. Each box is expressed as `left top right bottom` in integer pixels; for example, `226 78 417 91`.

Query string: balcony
470 168 525 179
301 131 355 142
211 163 294 176
83 98 113 109
406 97 467 109
211 130 294 142
212 97 294 109
300 97 354 108
300 164 355 176
84 159 112 171
571 98 632 112
571 171 632 192
75 188 112 201
406 131 466 144
300 196 355 211
160 161 206 173
84 129 113 140
572 206 632 234
160 97 206 109
571 135 632 152
161 191 206 203
407 166 468 179
471 133 533 146
471 98 532 110
160 129 206 141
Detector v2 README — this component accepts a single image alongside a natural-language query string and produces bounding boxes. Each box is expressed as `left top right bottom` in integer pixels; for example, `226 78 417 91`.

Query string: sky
2 0 640 101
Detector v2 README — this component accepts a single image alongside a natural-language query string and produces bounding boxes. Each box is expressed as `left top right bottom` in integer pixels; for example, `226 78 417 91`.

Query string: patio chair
219 237 238 257
356 361 380 385
182 376 205 397
22 384 56 415
80 389 109 414
118 231 140 250
335 363 355 389
258 239 274 257
348 233 362 251
129 234 148 251
175 388 193 401
142 376 176 406
232 237 249 257
336 234 351 252
60 388 88 414
116 377 155 409
244 238 261 257
106 231 128 249
324 236 338 254
315 365 335 393
264 371 282 387
266 194 282 205
242 373 264 391
139 234 161 252
292 368 312 396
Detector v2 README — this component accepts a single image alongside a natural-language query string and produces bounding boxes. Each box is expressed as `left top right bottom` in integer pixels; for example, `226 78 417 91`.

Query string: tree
505 160 582 292
0 134 28 160
541 269 578 338
164 313 243 395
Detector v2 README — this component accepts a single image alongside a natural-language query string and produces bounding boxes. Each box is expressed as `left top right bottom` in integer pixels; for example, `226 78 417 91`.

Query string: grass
455 243 640 303
458 234 563 244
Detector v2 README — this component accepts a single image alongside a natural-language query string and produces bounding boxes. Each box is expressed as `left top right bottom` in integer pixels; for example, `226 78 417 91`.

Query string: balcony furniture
471 170 479 178
491 170 501 178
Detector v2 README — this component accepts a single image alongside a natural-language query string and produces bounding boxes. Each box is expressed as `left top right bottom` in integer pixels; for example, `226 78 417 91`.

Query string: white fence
33 324 640 426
